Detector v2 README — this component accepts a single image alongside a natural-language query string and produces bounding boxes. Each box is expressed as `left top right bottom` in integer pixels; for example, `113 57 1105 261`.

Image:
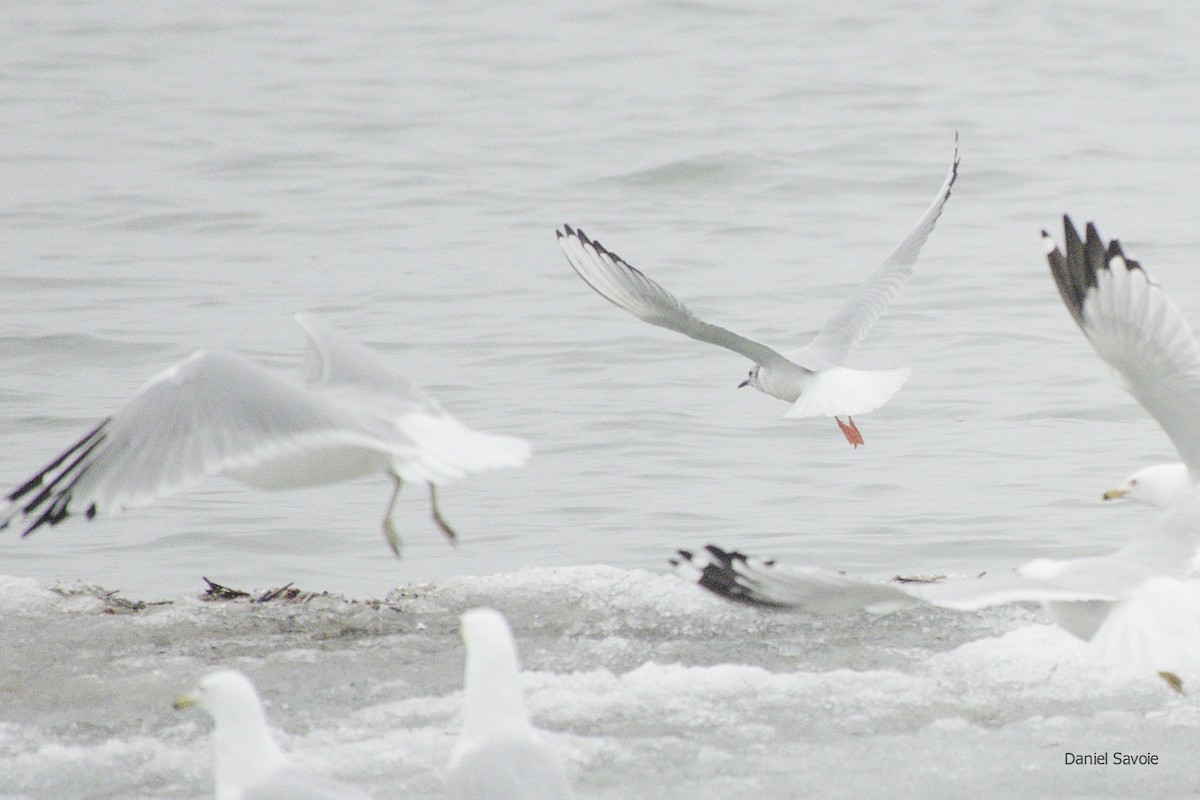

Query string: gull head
1102 463 1191 508
175 670 288 798
738 366 761 390
174 669 261 717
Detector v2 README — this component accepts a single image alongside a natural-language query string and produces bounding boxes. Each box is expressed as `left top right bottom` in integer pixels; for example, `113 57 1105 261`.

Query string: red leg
836 416 863 448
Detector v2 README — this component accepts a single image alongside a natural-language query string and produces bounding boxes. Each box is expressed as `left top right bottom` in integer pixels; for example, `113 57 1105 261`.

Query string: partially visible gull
0 314 530 556
672 512 1200 689
557 136 959 446
448 608 575 800
1045 216 1200 508
671 217 1200 688
175 669 371 800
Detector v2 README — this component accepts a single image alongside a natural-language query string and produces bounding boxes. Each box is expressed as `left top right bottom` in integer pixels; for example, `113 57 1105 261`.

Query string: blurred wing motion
800 135 959 366
673 520 1200 682
1 314 529 539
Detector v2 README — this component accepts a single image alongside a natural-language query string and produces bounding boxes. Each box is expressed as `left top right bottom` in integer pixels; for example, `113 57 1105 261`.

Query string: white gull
0 314 530 556
557 137 958 446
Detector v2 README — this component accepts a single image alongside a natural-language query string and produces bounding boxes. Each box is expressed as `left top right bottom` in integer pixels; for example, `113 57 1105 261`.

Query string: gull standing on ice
448 608 575 800
0 314 530 556
175 669 371 800
1045 216 1200 508
557 138 958 446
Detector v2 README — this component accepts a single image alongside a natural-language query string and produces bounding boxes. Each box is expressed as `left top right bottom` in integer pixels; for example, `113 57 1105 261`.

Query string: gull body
0 314 530 556
1045 217 1200 508
672 216 1200 687
673 489 1200 687
175 669 370 800
558 137 959 446
448 608 575 800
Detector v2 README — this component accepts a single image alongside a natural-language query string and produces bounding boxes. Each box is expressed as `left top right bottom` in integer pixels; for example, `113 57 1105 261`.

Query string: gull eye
1130 479 1139 486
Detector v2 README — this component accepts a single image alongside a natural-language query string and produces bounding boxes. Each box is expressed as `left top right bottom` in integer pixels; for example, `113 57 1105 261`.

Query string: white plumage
448 608 575 800
1045 217 1200 507
0 314 530 556
175 669 371 800
557 137 959 446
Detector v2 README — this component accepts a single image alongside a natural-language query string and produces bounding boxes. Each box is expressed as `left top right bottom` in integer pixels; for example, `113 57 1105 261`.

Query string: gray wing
558 226 793 371
671 544 1128 615
1045 216 1200 477
296 313 446 417
0 350 390 536
298 313 531 483
449 739 575 800
802 136 960 365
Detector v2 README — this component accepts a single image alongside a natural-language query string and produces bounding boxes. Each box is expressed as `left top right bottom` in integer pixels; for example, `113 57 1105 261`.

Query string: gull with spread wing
557 138 958 446
670 217 1200 688
1045 216 1200 508
0 314 530 556
672 510 1200 689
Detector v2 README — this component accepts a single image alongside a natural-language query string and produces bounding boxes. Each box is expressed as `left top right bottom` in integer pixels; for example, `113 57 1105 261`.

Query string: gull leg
836 416 864 448
429 485 459 546
381 473 404 558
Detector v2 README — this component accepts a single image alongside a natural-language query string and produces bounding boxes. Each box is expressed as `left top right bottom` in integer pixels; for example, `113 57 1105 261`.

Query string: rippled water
3 1 1200 797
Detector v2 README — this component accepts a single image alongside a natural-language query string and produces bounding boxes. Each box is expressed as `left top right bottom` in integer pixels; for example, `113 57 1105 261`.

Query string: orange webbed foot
836 416 863 448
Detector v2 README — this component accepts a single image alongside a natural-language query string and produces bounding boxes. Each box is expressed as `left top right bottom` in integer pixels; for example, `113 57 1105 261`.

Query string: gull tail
1087 577 1200 688
784 367 910 419
395 415 531 484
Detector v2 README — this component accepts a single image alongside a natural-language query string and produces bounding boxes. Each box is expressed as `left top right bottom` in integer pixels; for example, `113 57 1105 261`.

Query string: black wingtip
672 544 790 610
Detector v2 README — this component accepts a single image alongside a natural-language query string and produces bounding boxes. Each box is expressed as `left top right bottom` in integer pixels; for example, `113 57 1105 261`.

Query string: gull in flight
557 138 959 446
175 669 372 800
448 608 575 800
0 314 530 556
672 523 1200 689
671 217 1200 688
1045 216 1200 508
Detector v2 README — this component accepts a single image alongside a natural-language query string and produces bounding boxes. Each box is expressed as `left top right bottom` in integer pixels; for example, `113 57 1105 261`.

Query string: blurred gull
557 137 958 446
0 314 530 556
672 513 1200 689
448 608 575 800
175 669 371 800
673 217 1200 688
1045 216 1199 507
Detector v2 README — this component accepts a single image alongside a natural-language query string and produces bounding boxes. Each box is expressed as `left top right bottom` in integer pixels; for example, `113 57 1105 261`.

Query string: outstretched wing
802 136 959 365
557 226 793 371
0 350 388 535
671 544 1123 615
298 313 530 483
1045 216 1200 477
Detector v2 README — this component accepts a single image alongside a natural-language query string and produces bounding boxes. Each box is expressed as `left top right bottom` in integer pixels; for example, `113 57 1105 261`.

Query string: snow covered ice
2 567 1198 800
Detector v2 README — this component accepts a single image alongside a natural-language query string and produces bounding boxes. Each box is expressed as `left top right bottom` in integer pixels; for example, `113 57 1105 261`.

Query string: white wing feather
801 136 959 366
557 226 793 371
1045 217 1200 477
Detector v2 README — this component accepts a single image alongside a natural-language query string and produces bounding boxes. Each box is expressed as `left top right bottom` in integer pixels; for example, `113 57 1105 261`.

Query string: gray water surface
3 1 1200 797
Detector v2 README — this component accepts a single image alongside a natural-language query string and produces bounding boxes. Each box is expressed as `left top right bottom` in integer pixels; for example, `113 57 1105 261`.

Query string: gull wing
801 136 959 366
296 313 444 416
558 226 793 371
671 544 1126 616
297 314 530 483
0 350 389 536
1045 216 1200 477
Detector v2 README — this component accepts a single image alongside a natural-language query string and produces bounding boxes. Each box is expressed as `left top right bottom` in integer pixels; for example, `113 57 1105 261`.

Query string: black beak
737 379 750 389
